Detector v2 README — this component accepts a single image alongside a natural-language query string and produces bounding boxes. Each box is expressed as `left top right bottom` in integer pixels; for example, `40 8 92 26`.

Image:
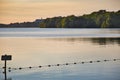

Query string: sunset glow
0 0 120 24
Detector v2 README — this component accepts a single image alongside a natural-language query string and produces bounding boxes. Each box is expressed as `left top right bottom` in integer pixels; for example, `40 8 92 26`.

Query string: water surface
0 28 120 37
0 28 120 80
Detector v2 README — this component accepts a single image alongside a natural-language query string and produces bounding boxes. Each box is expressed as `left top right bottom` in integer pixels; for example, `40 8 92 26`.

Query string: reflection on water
90 38 120 45
0 37 120 80
51 38 120 45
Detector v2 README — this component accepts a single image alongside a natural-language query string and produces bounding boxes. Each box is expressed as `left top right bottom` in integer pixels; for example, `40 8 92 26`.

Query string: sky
0 0 120 24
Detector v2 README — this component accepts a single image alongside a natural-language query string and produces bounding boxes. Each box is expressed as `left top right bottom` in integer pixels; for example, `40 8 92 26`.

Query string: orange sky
0 0 120 24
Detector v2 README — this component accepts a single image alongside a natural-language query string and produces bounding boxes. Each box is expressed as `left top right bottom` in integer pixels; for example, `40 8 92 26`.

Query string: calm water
0 28 120 80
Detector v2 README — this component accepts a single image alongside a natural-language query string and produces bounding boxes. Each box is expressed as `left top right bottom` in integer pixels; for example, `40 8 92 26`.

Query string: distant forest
0 10 120 28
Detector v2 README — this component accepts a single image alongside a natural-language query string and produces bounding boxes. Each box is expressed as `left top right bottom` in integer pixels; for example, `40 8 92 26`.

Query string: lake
0 28 120 80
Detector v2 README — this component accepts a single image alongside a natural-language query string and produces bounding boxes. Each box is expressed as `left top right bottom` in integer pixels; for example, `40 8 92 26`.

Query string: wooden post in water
1 54 12 80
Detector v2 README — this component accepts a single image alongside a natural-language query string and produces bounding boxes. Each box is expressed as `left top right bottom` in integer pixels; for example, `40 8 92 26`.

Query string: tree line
0 10 120 28
40 10 120 28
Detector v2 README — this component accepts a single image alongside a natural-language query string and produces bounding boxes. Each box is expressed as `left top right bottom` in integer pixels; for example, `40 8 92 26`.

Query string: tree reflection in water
51 38 120 46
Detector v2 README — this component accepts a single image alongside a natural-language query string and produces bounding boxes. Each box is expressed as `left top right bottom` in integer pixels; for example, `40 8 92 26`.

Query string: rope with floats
2 58 119 73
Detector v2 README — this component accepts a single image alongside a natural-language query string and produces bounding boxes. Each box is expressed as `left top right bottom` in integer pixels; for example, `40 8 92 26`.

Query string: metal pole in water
4 59 7 80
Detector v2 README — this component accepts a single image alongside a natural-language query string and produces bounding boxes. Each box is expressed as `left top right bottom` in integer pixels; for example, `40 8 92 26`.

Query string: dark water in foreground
0 28 120 80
